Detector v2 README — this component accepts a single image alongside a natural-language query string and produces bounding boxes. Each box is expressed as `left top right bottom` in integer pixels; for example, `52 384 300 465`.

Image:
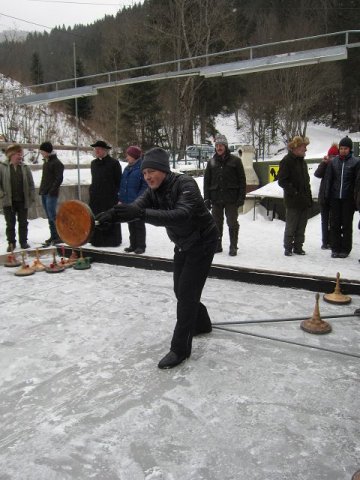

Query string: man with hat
204 134 246 256
0 144 35 251
39 141 64 246
89 140 122 247
95 147 218 369
278 135 312 256
322 136 360 258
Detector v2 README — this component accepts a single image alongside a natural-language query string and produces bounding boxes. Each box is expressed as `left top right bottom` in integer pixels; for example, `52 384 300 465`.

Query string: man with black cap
89 140 122 247
95 147 218 369
323 136 360 258
39 141 64 246
204 134 246 256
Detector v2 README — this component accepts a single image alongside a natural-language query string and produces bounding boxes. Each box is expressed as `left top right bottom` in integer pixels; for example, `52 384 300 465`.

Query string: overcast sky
0 0 141 33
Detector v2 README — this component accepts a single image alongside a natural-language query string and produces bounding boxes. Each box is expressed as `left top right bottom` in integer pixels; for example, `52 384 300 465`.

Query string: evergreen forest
0 0 359 156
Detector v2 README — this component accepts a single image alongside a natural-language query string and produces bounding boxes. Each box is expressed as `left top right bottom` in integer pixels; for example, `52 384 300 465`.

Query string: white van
228 143 243 154
186 144 215 160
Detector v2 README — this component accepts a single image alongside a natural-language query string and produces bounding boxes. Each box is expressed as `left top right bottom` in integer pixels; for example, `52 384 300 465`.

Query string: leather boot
215 237 223 253
229 226 239 256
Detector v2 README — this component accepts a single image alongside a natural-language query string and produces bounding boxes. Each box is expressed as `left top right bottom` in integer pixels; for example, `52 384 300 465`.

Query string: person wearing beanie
95 146 218 370
314 143 339 249
0 144 35 251
39 141 64 246
204 133 246 256
322 135 360 258
278 136 312 256
118 146 147 254
89 139 122 247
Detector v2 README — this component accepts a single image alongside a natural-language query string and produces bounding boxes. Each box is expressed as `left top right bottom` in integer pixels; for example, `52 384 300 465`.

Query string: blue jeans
41 194 59 239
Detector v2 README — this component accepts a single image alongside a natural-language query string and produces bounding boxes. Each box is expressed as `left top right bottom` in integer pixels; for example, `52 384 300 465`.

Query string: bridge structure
15 30 360 106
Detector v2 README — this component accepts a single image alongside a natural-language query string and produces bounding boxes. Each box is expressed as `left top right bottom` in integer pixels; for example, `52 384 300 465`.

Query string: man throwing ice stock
95 147 218 369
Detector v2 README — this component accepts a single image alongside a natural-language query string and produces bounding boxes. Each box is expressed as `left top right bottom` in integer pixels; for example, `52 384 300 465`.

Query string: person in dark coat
39 141 64 246
314 143 339 250
278 136 312 256
89 140 122 247
118 146 148 254
95 147 218 370
203 134 246 256
0 144 35 251
323 136 360 258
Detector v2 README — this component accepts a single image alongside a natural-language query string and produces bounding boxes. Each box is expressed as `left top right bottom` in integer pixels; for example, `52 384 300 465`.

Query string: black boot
7 242 16 252
229 226 239 256
215 237 223 253
158 351 187 369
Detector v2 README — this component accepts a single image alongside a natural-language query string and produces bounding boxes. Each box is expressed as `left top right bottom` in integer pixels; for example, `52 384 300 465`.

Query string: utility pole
73 42 81 200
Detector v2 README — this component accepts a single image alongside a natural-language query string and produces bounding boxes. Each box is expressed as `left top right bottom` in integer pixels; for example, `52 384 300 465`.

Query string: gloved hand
95 209 114 225
113 204 144 222
204 199 212 210
237 200 244 207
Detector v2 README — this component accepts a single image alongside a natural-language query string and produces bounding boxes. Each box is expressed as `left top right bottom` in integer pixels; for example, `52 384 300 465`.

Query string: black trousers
171 230 217 357
319 203 331 247
283 207 308 250
211 202 239 238
3 202 28 246
128 220 146 250
330 198 355 254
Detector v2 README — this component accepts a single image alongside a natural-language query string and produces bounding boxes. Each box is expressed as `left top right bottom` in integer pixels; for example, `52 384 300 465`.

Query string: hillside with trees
0 0 359 157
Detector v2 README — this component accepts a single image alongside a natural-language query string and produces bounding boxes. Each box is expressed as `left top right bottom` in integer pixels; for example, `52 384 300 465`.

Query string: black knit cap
339 136 353 150
141 147 170 174
39 141 53 153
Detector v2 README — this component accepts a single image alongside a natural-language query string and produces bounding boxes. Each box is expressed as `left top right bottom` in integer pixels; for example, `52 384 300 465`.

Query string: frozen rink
0 255 359 480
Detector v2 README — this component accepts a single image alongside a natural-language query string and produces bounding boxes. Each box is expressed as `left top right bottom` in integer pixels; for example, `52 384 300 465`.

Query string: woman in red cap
314 143 339 249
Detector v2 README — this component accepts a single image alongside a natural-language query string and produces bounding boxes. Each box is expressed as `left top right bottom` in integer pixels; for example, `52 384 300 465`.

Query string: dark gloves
204 199 212 210
237 199 244 207
95 209 115 225
112 204 144 222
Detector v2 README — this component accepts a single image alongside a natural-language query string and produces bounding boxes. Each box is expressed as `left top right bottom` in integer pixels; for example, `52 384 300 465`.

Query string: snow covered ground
0 245 359 479
1 192 360 479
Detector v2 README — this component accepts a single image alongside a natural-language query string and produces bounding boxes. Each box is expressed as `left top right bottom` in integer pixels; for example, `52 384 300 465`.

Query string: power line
29 0 123 5
0 12 52 30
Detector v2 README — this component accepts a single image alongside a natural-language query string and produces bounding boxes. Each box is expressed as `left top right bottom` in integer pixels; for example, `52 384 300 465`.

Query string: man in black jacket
323 136 360 258
96 147 218 369
204 134 246 256
39 141 64 246
278 136 312 256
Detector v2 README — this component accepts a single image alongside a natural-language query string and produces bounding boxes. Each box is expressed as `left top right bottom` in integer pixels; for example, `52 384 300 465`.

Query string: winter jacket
323 153 360 201
203 150 246 205
0 160 35 208
355 168 360 211
118 158 148 204
39 153 64 197
314 160 330 206
132 172 217 251
278 151 312 209
89 155 122 215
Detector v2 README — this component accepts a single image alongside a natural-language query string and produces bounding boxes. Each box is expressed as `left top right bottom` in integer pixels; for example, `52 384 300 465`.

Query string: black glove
204 199 212 210
95 209 114 225
113 204 144 222
237 200 244 207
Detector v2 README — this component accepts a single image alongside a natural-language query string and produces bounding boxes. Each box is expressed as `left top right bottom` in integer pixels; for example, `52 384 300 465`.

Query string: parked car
186 144 215 160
